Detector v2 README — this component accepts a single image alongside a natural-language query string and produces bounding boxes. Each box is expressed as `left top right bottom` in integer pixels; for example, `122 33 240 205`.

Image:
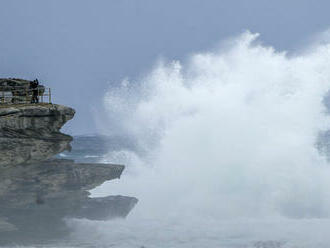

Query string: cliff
0 104 75 166
0 159 137 244
0 101 138 245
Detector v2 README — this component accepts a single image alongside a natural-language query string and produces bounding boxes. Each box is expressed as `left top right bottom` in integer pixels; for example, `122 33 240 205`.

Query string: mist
75 31 330 247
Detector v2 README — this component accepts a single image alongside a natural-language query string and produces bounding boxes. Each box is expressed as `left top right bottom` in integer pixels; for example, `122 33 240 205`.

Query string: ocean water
17 31 330 247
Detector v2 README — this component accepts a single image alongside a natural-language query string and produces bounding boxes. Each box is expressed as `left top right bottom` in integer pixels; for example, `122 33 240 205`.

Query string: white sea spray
83 31 330 247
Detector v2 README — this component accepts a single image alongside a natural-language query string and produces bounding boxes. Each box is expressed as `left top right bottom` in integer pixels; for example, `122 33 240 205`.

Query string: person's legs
32 90 38 103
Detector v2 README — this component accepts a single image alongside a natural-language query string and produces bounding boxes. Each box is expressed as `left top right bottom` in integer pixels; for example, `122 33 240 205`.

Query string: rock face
0 100 138 245
0 159 137 244
0 104 75 166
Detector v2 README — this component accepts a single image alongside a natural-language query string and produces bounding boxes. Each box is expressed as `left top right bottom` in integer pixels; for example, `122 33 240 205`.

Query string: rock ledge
0 104 75 166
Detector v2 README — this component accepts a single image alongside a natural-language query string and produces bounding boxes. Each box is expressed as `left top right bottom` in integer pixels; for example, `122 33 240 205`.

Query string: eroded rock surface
0 159 138 244
0 101 138 245
0 104 75 166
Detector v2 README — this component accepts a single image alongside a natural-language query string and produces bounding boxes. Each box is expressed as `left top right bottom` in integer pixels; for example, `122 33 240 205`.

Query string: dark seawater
58 135 135 163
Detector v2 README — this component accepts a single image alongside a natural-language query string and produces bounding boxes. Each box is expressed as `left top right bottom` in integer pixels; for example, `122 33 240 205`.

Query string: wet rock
74 195 138 220
0 159 125 207
0 159 138 244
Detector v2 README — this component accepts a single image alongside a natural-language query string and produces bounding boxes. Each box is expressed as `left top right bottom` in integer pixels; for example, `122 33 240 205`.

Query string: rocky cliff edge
0 104 75 166
0 103 138 244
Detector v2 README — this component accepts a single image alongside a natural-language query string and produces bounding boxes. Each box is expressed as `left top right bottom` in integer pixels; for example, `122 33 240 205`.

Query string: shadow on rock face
0 159 138 245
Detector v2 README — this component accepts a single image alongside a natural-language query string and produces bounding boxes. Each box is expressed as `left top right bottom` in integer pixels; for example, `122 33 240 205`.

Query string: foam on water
85 31 330 247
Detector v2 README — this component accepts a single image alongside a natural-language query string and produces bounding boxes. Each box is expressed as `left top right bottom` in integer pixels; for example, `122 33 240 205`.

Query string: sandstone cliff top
0 103 75 117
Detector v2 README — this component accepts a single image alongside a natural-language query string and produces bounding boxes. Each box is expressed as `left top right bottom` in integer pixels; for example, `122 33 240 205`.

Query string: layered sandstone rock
0 104 75 166
0 98 138 244
0 159 137 244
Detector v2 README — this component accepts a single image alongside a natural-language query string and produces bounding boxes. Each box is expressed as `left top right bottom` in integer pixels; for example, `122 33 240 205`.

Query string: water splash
89 31 330 246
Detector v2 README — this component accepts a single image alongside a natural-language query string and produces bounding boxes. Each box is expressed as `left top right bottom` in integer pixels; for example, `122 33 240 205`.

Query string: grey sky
0 0 329 134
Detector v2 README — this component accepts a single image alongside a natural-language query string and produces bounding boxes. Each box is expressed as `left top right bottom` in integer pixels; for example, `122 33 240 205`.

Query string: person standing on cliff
30 79 39 103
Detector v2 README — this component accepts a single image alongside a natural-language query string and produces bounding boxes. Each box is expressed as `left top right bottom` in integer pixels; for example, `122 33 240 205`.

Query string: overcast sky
1 0 330 134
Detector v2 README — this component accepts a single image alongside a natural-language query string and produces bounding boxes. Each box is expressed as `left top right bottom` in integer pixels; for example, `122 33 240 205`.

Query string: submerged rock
0 104 75 166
